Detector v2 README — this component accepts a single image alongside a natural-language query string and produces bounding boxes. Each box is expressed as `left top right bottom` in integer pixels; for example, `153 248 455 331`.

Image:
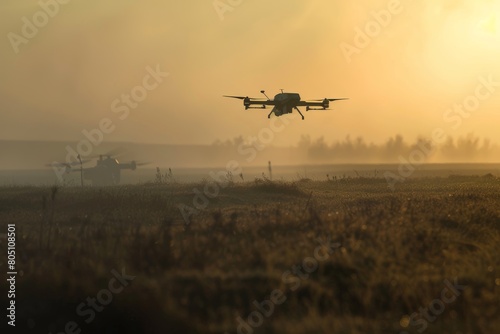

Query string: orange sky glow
1 0 500 147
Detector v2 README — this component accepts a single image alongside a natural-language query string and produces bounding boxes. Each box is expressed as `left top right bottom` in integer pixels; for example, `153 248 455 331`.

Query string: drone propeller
46 162 71 168
46 160 90 168
223 95 267 100
223 95 247 100
308 98 349 102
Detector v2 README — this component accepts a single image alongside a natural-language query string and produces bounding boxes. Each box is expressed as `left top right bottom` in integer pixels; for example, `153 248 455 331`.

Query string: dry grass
0 177 499 333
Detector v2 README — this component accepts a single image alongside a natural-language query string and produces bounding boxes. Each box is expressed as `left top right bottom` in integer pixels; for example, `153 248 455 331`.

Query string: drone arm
297 101 324 107
118 163 136 170
223 95 275 109
245 100 276 106
298 98 348 111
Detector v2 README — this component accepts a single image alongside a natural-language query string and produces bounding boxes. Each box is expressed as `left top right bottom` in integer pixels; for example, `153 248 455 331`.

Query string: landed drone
47 150 148 186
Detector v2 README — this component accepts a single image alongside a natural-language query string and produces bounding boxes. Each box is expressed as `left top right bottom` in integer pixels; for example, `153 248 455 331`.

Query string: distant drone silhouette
47 149 148 186
224 90 348 120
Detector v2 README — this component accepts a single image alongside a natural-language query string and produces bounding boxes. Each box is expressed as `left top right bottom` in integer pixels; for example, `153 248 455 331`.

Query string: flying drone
224 90 348 120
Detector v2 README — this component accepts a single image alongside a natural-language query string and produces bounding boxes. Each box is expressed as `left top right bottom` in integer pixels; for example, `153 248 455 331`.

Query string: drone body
224 90 348 120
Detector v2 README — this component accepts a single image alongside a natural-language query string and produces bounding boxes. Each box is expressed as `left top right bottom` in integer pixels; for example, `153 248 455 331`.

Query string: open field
2 163 500 186
0 176 499 333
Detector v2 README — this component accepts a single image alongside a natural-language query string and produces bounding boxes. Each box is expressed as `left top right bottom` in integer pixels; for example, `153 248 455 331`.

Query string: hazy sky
1 0 500 146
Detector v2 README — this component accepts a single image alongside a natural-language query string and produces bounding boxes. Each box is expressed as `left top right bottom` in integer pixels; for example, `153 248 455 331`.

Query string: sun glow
470 3 500 41
478 15 499 36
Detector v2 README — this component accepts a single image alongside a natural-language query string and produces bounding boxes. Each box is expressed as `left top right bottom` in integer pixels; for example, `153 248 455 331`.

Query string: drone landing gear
294 107 305 120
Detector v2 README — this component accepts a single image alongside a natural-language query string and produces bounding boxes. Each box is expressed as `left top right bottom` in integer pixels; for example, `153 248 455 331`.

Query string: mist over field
2 133 500 172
